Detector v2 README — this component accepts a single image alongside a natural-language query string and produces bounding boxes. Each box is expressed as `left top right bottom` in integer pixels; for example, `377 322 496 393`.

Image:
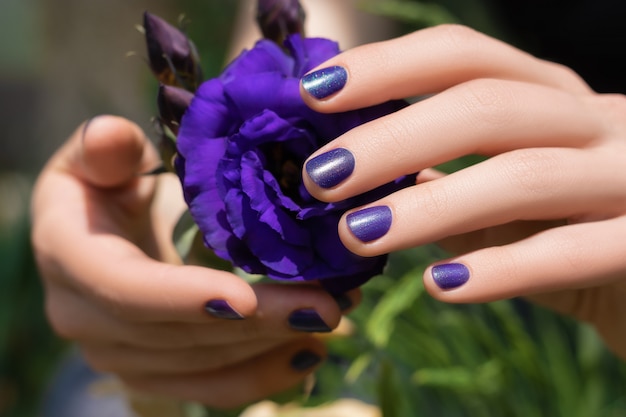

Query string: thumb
65 115 159 189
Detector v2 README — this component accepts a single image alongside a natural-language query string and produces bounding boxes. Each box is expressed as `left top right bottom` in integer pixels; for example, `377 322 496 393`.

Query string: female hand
300 25 626 359
31 115 357 409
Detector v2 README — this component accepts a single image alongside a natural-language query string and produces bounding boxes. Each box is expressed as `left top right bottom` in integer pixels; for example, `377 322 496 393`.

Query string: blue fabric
39 349 132 417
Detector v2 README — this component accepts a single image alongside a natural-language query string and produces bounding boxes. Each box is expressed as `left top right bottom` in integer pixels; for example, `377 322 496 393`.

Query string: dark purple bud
157 84 194 135
256 0 306 45
143 11 203 91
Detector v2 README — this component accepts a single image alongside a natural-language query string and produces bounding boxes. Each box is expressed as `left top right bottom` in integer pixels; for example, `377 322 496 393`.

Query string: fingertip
77 115 155 188
185 265 259 319
96 257 259 323
299 64 349 109
423 261 472 303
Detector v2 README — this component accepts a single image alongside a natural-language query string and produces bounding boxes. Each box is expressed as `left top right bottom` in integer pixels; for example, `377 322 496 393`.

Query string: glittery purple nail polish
288 309 331 332
432 263 470 290
347 206 392 243
305 148 355 188
204 299 244 320
301 66 347 99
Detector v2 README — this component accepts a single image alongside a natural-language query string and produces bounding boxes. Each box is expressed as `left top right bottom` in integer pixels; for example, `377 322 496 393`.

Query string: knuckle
551 228 592 274
418 181 450 223
366 115 411 159
456 79 517 130
590 93 626 130
496 149 565 198
543 61 588 90
596 93 626 113
434 24 484 50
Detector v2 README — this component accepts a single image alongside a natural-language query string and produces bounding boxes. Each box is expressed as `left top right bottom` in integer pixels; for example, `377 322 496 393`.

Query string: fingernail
331 293 353 311
301 65 347 99
305 148 354 188
347 206 392 243
290 350 322 371
204 299 244 320
80 116 98 144
288 309 332 333
432 263 470 290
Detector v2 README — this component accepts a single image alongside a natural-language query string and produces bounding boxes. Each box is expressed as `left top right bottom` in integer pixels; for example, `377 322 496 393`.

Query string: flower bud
157 84 194 135
256 0 306 45
143 11 203 91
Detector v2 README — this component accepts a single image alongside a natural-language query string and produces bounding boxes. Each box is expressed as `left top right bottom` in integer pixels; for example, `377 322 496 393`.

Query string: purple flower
256 0 306 45
143 12 202 91
176 35 413 293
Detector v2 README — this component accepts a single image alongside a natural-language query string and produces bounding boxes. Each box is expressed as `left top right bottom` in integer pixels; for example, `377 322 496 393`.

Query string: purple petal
285 35 341 77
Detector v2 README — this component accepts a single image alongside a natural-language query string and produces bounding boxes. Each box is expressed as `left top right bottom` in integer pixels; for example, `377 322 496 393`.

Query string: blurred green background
1 1 625 416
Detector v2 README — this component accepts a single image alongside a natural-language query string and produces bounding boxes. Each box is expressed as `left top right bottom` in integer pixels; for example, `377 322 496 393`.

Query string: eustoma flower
175 34 414 293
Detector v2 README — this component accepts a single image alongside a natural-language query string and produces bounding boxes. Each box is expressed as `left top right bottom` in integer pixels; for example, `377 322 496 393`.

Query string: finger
122 337 326 410
338 147 626 256
39 221 259 323
45 282 356 348
416 168 446 184
300 24 590 111
62 115 159 188
303 79 602 202
80 338 288 375
422 215 626 303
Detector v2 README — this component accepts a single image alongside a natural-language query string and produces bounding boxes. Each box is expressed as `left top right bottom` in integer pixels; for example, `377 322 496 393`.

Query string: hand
300 25 626 359
31 115 358 409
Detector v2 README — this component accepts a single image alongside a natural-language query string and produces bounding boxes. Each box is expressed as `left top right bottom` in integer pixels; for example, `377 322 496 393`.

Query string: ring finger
304 79 603 202
338 146 626 256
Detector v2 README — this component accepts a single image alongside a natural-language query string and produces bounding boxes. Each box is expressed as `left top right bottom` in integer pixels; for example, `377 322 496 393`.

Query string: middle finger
303 79 603 202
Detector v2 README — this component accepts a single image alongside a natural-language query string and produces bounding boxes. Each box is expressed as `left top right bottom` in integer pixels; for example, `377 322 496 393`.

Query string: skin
30 115 360 409
32 22 626 409
300 24 626 360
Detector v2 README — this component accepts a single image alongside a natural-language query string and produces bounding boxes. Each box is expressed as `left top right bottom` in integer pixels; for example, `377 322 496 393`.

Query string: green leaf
172 210 198 259
345 353 374 384
358 0 459 28
377 360 401 417
412 359 503 395
365 266 425 348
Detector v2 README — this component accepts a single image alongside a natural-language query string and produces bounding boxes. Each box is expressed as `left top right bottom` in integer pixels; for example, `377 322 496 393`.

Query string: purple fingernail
432 263 470 289
290 350 322 371
301 66 347 99
305 148 355 189
204 299 244 320
347 206 392 242
331 293 353 311
288 309 331 333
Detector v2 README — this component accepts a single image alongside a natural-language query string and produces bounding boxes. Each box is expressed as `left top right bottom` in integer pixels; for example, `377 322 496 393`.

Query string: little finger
422 215 626 302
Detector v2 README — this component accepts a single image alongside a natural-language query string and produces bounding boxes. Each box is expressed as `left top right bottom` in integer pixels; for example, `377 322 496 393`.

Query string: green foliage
0 176 66 417
304 247 626 416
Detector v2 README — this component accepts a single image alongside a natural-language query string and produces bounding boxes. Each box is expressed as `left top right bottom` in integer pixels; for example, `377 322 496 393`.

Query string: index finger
300 24 590 112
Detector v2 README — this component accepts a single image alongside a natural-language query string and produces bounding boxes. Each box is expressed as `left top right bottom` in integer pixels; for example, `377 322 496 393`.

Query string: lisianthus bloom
143 12 202 91
256 0 306 45
176 35 413 293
